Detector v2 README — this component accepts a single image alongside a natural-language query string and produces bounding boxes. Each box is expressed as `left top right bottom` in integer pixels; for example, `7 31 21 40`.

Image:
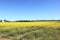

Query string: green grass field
0 21 60 40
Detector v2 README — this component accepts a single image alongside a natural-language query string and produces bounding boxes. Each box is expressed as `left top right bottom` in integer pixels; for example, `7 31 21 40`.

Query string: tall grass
0 22 60 40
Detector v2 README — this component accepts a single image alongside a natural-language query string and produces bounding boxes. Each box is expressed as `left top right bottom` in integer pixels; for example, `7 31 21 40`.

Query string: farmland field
0 21 60 40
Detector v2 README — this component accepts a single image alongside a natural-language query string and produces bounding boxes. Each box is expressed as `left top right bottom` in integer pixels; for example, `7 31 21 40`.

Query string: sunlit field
0 21 60 40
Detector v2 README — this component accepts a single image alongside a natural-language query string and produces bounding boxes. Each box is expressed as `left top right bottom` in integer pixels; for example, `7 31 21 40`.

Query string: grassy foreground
0 21 60 40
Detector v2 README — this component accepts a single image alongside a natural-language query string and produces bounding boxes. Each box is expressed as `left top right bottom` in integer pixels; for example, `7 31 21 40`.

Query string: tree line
0 20 60 22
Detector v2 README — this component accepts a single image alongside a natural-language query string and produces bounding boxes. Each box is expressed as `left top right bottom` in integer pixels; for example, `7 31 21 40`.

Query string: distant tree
4 20 11 22
0 20 2 22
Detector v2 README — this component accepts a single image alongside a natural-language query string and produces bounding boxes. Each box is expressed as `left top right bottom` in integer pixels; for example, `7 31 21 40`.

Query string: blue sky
0 0 60 20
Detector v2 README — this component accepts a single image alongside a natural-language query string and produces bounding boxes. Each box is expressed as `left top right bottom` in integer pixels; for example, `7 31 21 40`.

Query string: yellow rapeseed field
0 21 60 29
